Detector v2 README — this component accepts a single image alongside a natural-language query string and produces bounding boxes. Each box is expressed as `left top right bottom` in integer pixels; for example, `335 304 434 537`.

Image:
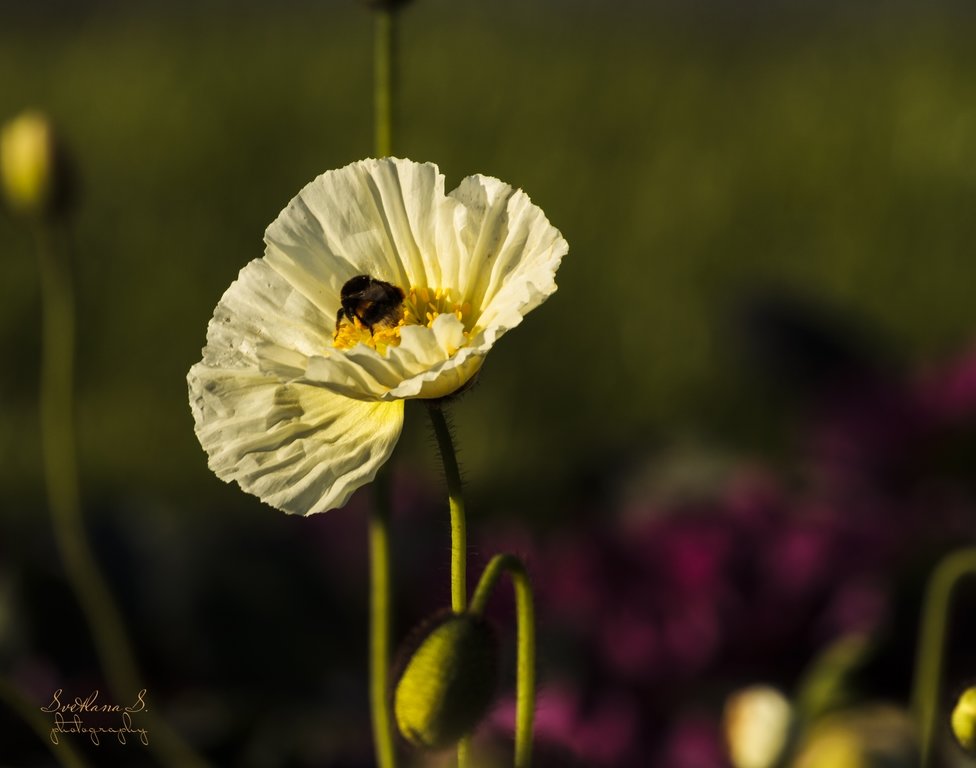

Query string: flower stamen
333 285 473 353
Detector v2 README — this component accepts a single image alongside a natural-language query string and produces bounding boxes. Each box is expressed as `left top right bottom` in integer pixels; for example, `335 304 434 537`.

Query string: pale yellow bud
724 685 793 768
1 110 71 219
951 686 976 754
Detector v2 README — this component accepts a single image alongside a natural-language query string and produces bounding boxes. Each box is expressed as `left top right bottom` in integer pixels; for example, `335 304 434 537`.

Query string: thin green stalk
0 678 92 768
426 403 466 613
911 547 976 768
35 224 140 701
369 471 397 768
35 224 144 693
34 224 209 768
426 402 469 767
456 738 472 766
470 554 536 768
368 6 399 768
374 8 396 158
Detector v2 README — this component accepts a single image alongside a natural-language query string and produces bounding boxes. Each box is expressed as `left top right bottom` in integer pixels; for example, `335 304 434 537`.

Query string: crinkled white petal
257 158 567 399
188 365 403 515
449 174 567 338
263 158 454 328
201 257 332 378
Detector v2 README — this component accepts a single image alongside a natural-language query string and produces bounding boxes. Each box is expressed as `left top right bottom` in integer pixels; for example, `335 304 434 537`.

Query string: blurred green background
3 1 976 764
3 0 975 517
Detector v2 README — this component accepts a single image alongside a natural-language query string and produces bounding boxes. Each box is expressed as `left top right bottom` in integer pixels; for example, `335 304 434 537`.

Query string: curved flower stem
368 7 399 768
911 547 976 768
34 224 210 768
470 553 536 768
0 678 92 768
35 223 138 698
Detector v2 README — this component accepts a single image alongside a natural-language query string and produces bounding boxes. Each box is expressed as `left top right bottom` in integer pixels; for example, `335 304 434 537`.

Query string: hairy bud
394 613 498 749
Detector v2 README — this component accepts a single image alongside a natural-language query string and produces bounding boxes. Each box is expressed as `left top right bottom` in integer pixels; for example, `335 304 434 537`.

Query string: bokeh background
2 0 976 765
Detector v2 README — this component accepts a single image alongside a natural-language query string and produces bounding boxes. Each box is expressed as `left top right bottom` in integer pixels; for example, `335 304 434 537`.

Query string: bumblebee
335 274 405 337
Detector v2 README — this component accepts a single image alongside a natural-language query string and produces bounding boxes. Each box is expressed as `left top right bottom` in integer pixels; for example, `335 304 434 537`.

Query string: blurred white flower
724 685 794 768
188 158 566 515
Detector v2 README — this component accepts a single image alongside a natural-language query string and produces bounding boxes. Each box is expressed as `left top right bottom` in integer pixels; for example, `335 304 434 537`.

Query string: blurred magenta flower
481 337 976 766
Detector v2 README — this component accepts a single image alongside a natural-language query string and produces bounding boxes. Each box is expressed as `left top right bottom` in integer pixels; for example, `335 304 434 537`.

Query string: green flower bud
792 705 917 768
0 110 73 220
394 613 498 749
951 686 976 754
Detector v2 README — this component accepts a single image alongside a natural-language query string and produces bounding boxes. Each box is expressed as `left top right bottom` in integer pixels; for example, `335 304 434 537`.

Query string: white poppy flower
188 158 567 515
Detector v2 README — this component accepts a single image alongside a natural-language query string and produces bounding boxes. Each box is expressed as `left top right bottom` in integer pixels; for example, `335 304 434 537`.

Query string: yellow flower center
332 285 473 354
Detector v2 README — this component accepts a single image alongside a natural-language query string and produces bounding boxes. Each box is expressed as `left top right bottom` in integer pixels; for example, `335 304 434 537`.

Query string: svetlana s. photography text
41 689 149 747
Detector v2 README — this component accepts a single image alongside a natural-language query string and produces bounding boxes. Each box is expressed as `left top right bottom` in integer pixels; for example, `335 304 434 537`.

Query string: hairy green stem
426 402 469 766
426 403 466 613
35 224 209 768
470 553 536 768
911 547 976 768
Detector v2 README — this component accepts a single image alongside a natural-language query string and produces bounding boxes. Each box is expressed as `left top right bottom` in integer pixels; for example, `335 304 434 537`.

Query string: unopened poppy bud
0 110 73 219
724 685 794 768
394 613 498 749
792 706 916 768
952 686 976 754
